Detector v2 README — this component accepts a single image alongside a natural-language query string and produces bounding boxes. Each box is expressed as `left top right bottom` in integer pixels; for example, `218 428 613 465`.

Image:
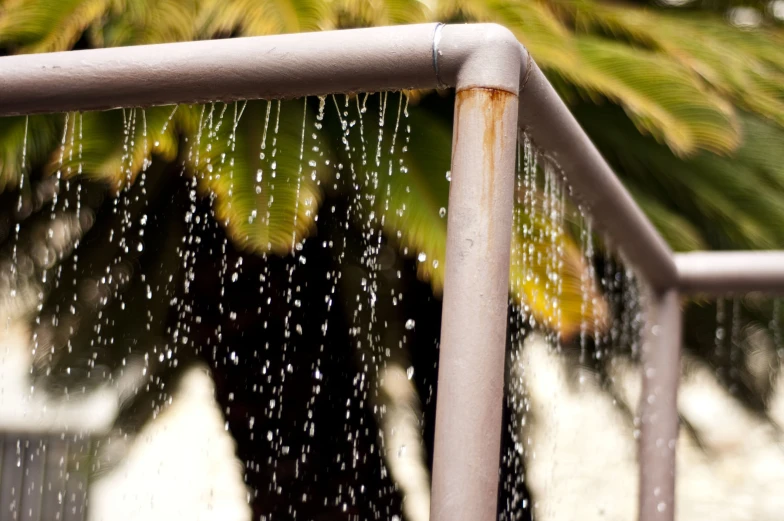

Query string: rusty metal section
430 87 518 521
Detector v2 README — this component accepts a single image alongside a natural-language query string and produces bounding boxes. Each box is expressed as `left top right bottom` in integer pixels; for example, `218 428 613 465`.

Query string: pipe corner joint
437 23 524 95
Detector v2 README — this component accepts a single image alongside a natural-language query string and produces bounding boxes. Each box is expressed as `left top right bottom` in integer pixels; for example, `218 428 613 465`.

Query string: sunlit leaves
0 115 59 193
483 0 743 155
52 106 179 191
577 104 784 250
356 99 606 337
0 0 110 52
196 0 325 37
0 0 781 330
572 37 739 155
509 217 607 340
327 0 429 28
0 0 781 160
568 4 784 129
98 0 198 46
182 100 332 255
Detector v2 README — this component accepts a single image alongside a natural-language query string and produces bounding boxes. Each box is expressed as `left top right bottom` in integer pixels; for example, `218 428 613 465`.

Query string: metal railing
1 22 783 521
0 433 91 521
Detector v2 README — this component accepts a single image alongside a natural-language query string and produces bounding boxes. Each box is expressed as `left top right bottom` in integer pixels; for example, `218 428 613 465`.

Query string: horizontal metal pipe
676 251 784 295
0 23 525 116
0 22 702 521
517 60 678 291
0 23 677 293
0 24 439 115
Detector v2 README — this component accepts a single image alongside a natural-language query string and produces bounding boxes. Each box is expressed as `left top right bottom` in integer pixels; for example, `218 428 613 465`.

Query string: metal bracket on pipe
432 23 446 88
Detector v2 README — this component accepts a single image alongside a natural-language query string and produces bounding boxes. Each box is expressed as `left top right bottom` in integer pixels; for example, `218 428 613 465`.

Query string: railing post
639 289 682 521
429 87 518 521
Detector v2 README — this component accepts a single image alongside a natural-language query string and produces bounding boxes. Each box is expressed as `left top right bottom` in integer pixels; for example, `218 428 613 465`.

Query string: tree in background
0 0 782 519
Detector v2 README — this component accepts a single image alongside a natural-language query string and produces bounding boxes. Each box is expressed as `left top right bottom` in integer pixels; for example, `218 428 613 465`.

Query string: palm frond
735 113 784 191
462 0 740 155
0 0 110 53
576 103 784 250
509 218 607 340
475 0 578 67
560 2 784 128
570 36 739 155
357 96 605 336
328 0 431 28
52 106 180 192
98 0 197 46
627 189 707 252
0 115 59 193
183 100 332 255
197 0 326 37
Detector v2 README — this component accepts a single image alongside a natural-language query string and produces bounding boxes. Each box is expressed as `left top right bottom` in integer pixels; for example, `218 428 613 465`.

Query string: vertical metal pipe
430 87 518 521
638 289 682 521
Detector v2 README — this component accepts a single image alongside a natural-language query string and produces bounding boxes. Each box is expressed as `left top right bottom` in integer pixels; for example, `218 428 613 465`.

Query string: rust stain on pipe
455 87 515 250
432 84 518 521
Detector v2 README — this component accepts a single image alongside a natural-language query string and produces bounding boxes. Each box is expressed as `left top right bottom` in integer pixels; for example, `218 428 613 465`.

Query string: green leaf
51 106 180 191
450 0 742 155
0 114 60 193
627 189 707 252
197 0 327 36
576 103 784 250
183 100 333 255
327 0 430 27
0 0 110 52
561 3 784 129
99 0 198 46
348 95 605 337
569 36 739 156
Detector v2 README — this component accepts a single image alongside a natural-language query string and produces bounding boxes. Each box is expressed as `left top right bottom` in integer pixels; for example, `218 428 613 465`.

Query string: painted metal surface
0 20 676 292
638 289 682 521
0 24 439 115
3 20 784 521
676 251 784 295
518 61 677 292
0 21 678 295
431 87 519 521
0 23 524 116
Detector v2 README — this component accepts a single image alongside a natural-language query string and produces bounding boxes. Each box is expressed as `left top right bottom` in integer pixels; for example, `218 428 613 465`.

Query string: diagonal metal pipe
518 61 678 292
0 22 678 293
0 22 695 521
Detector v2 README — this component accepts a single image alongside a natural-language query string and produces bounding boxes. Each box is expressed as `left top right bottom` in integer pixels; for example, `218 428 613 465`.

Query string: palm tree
0 1 782 520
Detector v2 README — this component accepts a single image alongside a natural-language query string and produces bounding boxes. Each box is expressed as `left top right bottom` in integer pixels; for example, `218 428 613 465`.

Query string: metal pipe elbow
436 23 525 95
